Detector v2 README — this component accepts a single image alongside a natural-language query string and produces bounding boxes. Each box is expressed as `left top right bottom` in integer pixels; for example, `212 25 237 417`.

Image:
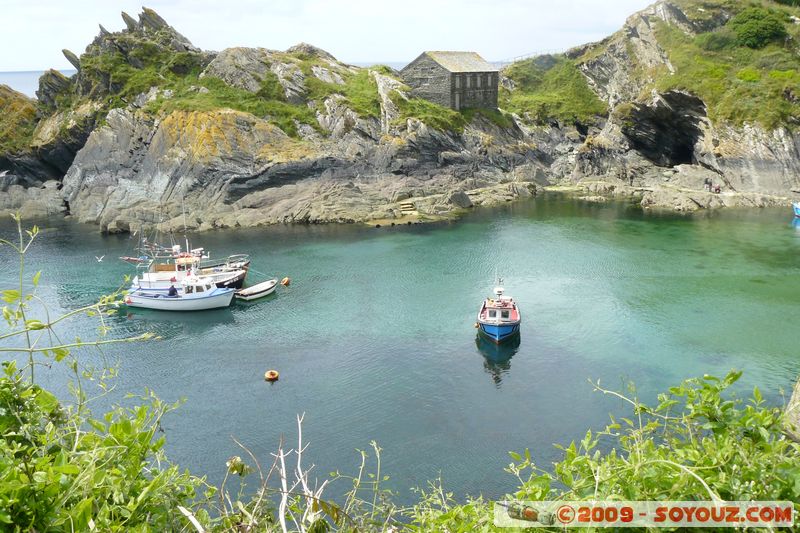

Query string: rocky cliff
2 1 800 231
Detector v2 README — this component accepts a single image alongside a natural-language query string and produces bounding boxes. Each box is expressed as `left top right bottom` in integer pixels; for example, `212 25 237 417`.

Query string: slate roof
423 51 498 73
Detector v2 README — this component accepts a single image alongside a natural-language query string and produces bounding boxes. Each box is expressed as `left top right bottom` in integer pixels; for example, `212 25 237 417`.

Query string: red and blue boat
476 281 521 344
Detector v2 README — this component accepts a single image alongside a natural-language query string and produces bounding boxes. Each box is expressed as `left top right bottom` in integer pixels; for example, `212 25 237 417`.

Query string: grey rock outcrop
36 70 72 111
62 49 81 71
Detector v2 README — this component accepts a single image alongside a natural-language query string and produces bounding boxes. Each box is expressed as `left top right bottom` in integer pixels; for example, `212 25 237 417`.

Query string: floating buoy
281 277 291 286
474 322 479 329
264 370 279 382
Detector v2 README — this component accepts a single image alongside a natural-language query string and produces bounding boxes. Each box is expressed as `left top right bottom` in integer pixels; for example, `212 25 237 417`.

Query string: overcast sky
0 0 654 71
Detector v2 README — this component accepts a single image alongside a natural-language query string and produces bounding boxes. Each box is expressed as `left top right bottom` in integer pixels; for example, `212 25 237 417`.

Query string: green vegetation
3 218 799 532
654 15 800 129
78 43 393 138
0 86 38 154
499 55 608 125
466 108 515 129
302 66 383 119
729 7 789 48
146 76 319 138
390 95 516 134
391 95 467 133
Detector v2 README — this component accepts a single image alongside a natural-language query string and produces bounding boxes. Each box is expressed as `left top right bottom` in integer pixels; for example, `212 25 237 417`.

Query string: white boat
125 276 234 311
131 254 247 292
235 279 278 301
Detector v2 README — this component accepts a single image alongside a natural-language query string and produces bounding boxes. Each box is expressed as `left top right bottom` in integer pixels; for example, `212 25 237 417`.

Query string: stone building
400 51 499 111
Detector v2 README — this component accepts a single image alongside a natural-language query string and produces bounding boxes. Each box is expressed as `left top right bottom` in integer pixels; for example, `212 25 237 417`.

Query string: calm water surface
1 196 799 503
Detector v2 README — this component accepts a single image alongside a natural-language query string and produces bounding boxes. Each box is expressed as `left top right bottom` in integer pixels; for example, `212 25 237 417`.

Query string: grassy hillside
500 55 608 124
653 1 800 128
564 0 800 129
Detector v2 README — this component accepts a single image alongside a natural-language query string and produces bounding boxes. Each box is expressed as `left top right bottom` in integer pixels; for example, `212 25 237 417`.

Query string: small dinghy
126 276 234 311
235 279 278 301
476 280 521 344
793 202 800 218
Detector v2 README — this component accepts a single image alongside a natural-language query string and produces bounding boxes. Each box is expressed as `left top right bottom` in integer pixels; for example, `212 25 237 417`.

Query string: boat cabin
181 277 216 295
480 286 519 323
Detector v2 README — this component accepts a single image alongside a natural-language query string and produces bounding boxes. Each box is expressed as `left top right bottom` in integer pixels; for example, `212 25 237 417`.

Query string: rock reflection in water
475 334 520 386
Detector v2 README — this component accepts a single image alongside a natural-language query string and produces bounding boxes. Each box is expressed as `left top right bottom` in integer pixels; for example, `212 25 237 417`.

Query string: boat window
196 285 204 293
488 310 497 318
206 284 213 291
501 310 510 319
186 286 193 294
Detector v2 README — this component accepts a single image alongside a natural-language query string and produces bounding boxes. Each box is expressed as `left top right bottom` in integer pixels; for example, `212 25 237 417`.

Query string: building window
477 74 482 88
455 75 461 89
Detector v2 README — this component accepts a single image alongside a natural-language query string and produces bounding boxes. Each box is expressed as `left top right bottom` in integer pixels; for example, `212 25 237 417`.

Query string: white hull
126 288 234 311
134 269 244 290
235 279 278 301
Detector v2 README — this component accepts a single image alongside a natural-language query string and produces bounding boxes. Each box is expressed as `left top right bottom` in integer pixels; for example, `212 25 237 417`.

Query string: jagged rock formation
2 1 800 230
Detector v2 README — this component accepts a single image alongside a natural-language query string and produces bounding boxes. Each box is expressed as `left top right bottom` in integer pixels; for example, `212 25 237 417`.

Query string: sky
0 0 654 71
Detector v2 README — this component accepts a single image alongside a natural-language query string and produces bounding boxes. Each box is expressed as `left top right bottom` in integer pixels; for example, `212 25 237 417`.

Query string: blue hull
478 322 520 344
793 203 800 218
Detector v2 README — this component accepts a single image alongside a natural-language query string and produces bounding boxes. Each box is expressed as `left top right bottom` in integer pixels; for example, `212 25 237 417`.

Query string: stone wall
400 55 452 108
452 72 498 109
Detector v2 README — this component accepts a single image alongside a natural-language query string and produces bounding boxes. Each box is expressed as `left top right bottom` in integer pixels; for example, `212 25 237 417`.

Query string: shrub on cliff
729 7 788 49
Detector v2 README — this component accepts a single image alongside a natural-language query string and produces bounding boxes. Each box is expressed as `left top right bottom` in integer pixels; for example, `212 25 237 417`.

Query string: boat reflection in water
475 334 521 386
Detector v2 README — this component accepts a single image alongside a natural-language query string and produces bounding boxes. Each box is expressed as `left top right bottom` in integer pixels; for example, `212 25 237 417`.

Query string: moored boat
125 276 234 311
131 254 248 291
476 282 521 344
235 279 278 301
793 202 800 218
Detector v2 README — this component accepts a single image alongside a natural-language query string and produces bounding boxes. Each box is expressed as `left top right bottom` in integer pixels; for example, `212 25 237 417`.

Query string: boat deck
479 298 520 322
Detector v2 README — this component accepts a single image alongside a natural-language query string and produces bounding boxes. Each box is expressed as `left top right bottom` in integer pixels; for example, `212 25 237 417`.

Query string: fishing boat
476 281 521 344
793 202 800 218
125 276 234 311
131 253 249 291
235 279 278 301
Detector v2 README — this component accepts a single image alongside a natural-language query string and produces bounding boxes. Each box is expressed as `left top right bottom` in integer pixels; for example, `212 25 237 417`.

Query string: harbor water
1 196 798 503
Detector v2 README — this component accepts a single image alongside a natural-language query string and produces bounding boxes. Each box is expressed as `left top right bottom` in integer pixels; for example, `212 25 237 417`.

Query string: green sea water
1 195 799 503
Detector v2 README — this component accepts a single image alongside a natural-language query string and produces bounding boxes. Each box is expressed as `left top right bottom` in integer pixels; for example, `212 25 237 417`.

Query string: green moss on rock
0 86 38 154
500 55 608 124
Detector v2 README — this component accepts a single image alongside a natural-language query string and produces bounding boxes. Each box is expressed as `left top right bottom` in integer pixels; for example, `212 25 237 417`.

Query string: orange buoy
264 370 279 382
280 277 291 286
474 322 479 329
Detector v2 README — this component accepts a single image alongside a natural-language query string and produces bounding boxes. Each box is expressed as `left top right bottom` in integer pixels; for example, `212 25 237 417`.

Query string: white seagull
95 255 105 262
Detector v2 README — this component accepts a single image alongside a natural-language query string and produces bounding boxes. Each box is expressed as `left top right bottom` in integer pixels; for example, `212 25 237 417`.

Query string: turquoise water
1 196 799 502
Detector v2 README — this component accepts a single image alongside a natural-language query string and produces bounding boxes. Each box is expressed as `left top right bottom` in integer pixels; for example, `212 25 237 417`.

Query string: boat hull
133 269 246 291
125 288 234 311
235 279 278 301
793 202 800 218
211 269 247 289
478 321 521 344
